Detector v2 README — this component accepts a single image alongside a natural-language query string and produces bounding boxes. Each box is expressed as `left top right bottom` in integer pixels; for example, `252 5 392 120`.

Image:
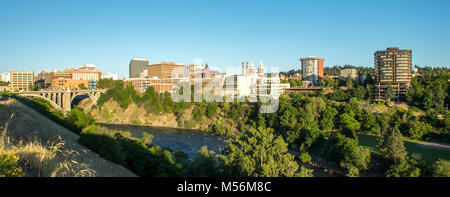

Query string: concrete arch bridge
18 89 105 112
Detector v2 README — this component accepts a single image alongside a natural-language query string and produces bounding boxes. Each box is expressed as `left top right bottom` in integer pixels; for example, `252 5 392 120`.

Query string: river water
99 124 228 159
99 123 333 177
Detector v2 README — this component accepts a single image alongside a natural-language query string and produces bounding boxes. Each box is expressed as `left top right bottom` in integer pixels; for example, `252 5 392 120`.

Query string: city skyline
1 0 449 78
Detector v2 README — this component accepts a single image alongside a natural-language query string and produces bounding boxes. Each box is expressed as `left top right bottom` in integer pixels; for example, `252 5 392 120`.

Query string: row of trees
281 79 303 87
406 71 449 113
97 81 189 115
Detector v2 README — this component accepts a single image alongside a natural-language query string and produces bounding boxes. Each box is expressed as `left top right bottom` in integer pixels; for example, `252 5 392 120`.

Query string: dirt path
413 140 450 151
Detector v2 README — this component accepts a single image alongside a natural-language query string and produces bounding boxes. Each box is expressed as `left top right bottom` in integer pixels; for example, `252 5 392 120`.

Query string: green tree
377 126 407 161
67 108 96 131
299 152 312 164
386 157 420 177
192 104 206 121
97 78 124 90
320 106 338 131
350 86 366 100
339 113 360 140
188 146 218 177
360 110 379 135
386 84 394 101
33 83 42 91
206 103 218 118
406 71 448 112
219 127 299 177
321 77 337 89
408 121 433 140
78 83 87 90
329 134 371 176
296 166 314 177
346 75 353 89
433 159 450 177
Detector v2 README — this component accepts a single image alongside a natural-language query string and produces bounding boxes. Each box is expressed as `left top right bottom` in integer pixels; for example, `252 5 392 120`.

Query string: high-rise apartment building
300 56 324 86
129 58 149 78
10 71 34 91
374 47 412 101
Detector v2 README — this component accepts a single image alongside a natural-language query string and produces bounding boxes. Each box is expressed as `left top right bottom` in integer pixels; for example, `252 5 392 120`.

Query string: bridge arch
18 90 105 112
19 94 63 111
70 92 98 108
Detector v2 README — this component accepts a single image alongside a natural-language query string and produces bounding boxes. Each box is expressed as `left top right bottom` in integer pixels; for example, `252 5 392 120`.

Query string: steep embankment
0 99 136 177
83 99 186 128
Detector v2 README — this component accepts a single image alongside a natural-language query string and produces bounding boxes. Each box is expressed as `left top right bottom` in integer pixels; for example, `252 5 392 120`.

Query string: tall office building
147 62 185 79
129 58 149 78
300 56 324 86
10 71 34 91
374 47 412 101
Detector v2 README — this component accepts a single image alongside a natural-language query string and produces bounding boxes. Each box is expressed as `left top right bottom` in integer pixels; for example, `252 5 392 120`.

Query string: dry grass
0 113 95 177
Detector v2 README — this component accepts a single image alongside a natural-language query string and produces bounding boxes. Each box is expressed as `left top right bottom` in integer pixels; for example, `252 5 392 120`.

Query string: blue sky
0 0 449 78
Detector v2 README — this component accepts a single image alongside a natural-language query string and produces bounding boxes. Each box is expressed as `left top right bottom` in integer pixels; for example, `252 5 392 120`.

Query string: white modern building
1 72 10 82
101 72 118 80
222 60 289 100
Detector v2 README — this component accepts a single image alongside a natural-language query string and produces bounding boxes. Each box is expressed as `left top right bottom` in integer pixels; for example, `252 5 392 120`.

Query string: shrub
386 158 421 177
408 121 433 140
433 159 450 177
206 103 218 118
0 154 24 177
67 108 96 131
78 125 188 177
299 152 312 164
188 146 217 177
183 120 197 129
327 90 350 101
328 133 371 176
296 166 314 177
210 120 233 136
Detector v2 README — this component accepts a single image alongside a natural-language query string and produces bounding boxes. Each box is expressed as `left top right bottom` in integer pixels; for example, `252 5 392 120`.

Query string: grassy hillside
358 134 450 164
0 99 136 177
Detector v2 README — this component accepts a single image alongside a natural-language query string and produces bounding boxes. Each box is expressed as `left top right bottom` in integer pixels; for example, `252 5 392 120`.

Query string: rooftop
300 56 324 61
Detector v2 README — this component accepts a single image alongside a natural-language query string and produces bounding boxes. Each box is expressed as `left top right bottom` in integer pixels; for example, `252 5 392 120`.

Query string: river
99 123 228 159
99 123 334 177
